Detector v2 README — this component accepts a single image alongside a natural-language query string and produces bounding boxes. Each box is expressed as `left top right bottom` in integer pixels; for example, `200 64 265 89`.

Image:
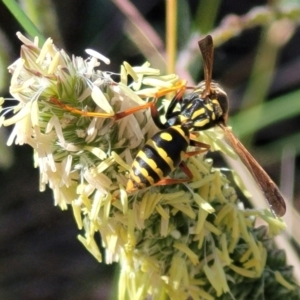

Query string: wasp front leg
153 79 187 99
149 87 190 130
49 96 155 122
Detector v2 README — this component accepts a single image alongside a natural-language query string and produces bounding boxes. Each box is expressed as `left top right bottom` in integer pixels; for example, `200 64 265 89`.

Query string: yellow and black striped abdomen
126 125 189 192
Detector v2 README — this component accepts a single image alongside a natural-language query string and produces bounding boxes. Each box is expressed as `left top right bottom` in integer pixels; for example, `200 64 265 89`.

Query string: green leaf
229 89 300 138
193 0 221 33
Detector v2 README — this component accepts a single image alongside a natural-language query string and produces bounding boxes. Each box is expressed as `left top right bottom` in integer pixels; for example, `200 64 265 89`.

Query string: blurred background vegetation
0 0 299 299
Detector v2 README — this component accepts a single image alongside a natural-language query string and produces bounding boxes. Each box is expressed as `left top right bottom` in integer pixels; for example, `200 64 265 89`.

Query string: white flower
1 33 290 300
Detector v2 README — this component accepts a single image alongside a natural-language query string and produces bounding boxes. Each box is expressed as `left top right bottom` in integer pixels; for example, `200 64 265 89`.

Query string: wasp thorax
196 80 228 123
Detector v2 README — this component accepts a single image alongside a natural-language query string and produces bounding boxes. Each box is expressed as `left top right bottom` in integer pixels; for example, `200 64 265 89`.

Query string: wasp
125 40 228 194
125 91 214 193
127 35 286 217
50 36 286 217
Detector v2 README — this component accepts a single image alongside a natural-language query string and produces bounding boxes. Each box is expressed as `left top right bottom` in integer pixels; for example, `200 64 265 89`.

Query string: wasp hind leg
150 140 210 187
186 139 210 156
151 161 193 187
153 143 210 187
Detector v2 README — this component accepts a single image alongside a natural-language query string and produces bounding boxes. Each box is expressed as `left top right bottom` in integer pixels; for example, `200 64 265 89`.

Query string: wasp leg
151 161 192 186
154 79 187 99
152 140 210 188
50 96 115 117
155 82 199 101
164 88 186 119
150 86 194 130
137 140 210 188
148 100 170 130
113 102 154 120
184 144 209 158
188 139 210 152
50 96 154 121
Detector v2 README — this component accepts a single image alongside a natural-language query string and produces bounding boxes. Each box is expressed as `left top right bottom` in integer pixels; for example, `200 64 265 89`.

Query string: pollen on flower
1 33 295 300
75 128 86 138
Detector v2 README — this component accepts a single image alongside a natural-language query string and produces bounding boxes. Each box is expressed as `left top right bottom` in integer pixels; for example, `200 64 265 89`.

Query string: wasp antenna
198 35 214 97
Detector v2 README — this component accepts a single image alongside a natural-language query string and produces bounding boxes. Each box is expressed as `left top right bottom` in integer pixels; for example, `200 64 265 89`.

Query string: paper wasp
124 44 229 194
50 35 286 217
126 35 286 217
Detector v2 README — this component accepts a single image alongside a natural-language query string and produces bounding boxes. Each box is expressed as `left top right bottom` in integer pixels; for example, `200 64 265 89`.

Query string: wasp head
197 80 229 124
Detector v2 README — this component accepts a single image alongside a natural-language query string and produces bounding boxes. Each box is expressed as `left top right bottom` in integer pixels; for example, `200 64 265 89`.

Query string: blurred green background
0 0 299 299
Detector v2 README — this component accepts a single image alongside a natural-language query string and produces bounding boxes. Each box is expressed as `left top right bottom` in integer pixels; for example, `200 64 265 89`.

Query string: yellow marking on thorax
212 99 219 106
179 115 188 123
192 107 205 119
205 103 213 111
194 118 210 128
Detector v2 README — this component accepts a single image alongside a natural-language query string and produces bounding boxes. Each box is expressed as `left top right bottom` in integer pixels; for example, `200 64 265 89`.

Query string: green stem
2 0 45 43
166 0 177 74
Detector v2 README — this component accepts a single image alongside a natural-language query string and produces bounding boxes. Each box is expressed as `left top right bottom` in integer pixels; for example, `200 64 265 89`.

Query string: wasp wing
220 124 286 217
